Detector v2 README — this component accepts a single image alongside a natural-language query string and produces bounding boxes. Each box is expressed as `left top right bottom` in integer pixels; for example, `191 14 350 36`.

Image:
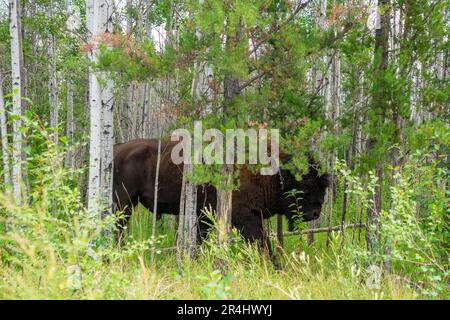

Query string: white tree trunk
48 4 59 144
100 76 114 215
87 72 102 215
309 0 329 243
176 3 199 258
87 0 114 216
177 163 198 258
0 79 10 185
185 170 198 255
9 0 23 201
65 0 76 169
65 79 74 168
176 164 187 264
151 136 162 264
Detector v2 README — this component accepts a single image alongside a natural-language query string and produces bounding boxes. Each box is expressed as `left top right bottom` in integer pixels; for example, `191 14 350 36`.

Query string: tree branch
247 0 312 58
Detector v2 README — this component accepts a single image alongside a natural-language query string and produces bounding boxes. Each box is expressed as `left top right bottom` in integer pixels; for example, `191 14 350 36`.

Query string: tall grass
0 187 416 300
0 118 440 299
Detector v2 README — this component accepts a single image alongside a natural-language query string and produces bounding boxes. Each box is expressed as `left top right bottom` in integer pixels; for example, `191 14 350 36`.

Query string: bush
380 150 449 298
336 150 449 298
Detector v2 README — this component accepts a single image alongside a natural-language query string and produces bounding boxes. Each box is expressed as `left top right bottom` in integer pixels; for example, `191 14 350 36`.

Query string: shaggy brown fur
113 139 329 243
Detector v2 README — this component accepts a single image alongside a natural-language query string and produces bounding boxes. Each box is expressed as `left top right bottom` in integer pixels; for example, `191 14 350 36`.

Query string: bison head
279 166 330 231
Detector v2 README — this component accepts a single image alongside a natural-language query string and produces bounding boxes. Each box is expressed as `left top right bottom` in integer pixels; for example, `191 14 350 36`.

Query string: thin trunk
65 0 75 168
326 169 334 247
87 70 102 215
116 86 125 143
357 207 363 244
307 220 317 245
65 79 74 168
385 0 408 273
343 126 352 241
9 0 23 201
217 72 238 241
181 163 198 258
125 0 137 140
366 0 390 252
78 73 90 197
175 5 199 260
48 3 59 144
216 164 233 242
324 1 341 247
340 155 348 233
215 11 243 242
176 162 187 266
150 137 162 265
309 0 328 244
100 77 114 215
87 0 114 216
277 214 284 248
0 79 10 185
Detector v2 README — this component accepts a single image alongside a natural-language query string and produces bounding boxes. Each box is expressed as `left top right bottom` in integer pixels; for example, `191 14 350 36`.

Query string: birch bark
0 78 10 185
9 0 23 201
48 3 59 144
87 0 114 216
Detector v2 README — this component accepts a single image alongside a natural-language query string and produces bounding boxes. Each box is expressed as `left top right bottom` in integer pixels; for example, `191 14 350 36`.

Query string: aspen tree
9 0 23 201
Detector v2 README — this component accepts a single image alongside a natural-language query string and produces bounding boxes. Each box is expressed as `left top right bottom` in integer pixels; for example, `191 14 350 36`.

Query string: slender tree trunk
48 3 59 144
175 4 199 259
176 164 187 266
213 9 244 241
216 164 233 242
0 79 10 186
217 70 239 241
65 79 74 168
150 136 162 265
308 0 329 244
116 86 125 143
9 0 23 201
307 222 316 245
340 150 349 235
78 74 90 197
385 0 408 273
100 76 114 215
366 0 390 252
65 0 76 169
178 163 198 258
87 71 102 215
277 214 284 248
87 0 114 216
326 170 334 247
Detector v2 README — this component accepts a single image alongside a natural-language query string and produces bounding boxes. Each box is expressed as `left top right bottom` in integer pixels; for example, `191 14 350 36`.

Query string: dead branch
280 223 366 237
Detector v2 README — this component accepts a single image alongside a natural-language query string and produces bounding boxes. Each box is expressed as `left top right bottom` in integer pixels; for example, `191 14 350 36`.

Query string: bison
113 139 329 244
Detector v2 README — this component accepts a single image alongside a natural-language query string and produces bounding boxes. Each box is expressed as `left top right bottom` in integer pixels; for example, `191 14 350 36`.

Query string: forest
0 0 448 300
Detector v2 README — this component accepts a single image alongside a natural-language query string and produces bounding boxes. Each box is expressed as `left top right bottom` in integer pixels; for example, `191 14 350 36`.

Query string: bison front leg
196 209 212 242
232 209 272 255
113 186 138 245
114 205 133 246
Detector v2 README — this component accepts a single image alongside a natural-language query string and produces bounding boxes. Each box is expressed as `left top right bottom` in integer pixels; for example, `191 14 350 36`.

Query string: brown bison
113 139 329 243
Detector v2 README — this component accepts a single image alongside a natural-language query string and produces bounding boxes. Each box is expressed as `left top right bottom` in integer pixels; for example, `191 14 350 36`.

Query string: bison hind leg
232 210 275 258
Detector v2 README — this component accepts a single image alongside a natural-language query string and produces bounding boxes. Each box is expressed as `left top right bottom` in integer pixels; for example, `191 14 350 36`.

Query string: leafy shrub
0 116 161 299
336 150 449 298
379 150 449 298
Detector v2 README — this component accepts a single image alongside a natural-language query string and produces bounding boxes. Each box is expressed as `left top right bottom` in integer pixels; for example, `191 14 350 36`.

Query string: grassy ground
0 203 419 300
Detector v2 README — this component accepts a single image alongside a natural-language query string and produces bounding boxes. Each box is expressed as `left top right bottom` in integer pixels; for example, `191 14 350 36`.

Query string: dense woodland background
0 0 448 299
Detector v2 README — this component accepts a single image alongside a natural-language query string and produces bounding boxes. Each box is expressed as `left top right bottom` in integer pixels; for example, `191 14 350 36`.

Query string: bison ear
319 173 331 189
